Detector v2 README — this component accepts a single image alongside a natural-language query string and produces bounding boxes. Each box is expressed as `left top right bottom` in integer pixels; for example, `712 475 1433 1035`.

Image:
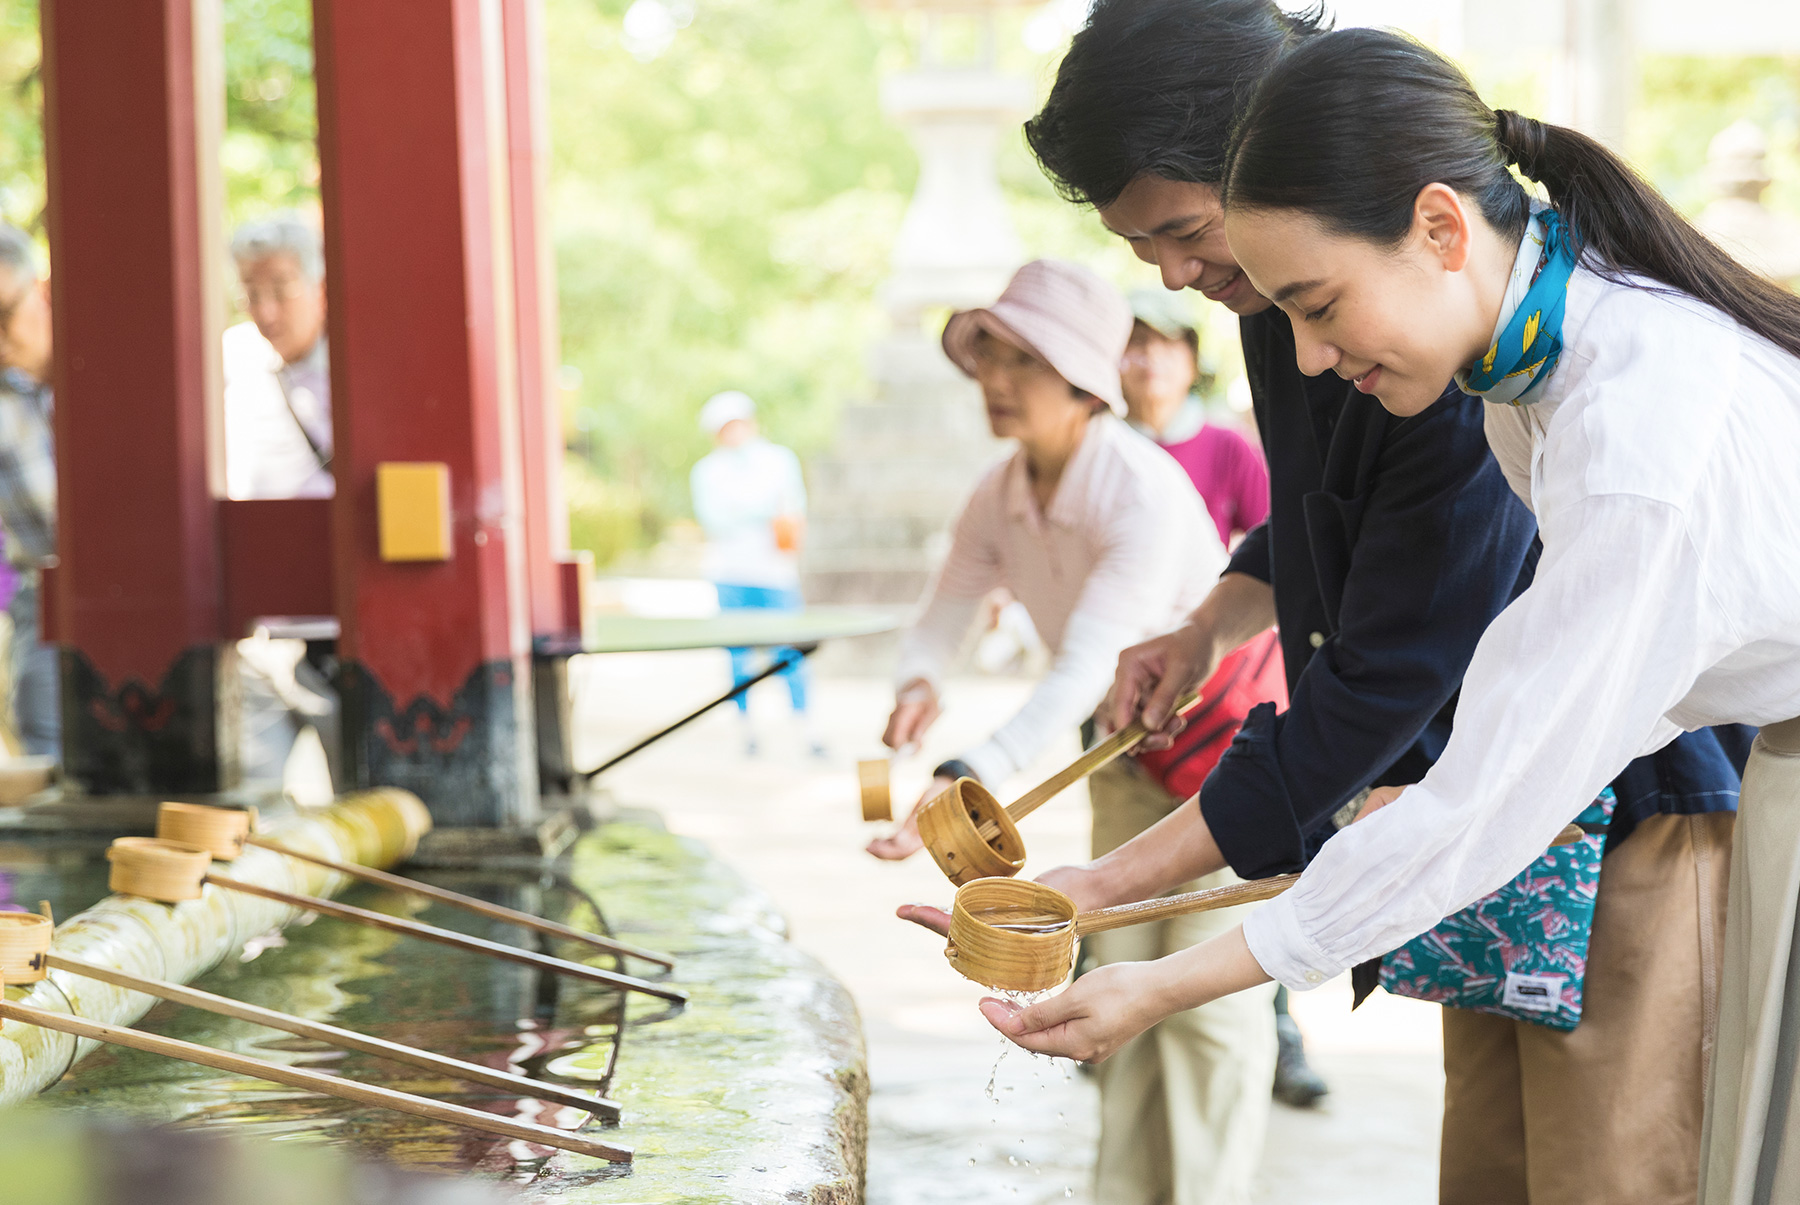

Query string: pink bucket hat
942 259 1133 415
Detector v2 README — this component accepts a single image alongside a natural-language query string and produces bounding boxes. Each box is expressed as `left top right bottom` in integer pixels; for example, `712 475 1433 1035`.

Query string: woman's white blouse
1245 267 1800 992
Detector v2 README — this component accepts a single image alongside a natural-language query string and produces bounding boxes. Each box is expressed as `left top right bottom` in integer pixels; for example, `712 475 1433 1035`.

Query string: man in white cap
872 258 1280 1203
689 390 818 757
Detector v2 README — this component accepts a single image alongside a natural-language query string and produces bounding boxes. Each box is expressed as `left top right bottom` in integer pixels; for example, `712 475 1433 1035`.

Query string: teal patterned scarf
1456 209 1578 407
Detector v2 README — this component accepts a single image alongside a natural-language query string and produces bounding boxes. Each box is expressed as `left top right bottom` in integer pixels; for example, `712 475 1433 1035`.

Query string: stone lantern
804 0 1033 609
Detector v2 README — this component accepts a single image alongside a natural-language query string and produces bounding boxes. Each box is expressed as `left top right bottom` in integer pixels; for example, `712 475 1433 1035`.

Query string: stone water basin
0 815 866 1203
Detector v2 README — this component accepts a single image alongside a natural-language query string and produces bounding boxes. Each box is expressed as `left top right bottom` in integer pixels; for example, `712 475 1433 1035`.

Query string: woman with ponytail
976 26 1800 1203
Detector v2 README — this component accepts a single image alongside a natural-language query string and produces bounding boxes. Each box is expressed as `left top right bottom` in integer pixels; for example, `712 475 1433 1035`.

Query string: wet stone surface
3 815 867 1203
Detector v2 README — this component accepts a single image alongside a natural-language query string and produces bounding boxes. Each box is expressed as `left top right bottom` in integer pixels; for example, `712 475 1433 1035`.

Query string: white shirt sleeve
1244 490 1717 989
958 484 1207 785
893 480 1004 698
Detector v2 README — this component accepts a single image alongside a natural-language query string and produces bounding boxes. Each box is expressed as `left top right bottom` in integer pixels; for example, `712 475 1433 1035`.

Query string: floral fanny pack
1377 790 1615 1032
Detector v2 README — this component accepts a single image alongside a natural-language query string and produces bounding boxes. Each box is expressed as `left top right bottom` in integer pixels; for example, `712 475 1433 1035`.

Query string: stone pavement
572 650 1444 1203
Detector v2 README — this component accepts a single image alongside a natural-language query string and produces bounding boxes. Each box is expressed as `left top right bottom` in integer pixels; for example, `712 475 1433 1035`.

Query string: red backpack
1133 628 1287 800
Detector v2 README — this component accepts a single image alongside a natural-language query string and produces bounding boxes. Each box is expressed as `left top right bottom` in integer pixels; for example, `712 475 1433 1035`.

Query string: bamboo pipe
43 953 620 1119
206 874 688 1005
916 690 1202 886
0 989 631 1163
104 838 687 1005
241 833 676 971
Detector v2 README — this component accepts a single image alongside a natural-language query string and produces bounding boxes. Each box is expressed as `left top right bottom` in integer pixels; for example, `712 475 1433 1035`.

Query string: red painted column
501 0 573 640
314 0 538 827
41 0 235 792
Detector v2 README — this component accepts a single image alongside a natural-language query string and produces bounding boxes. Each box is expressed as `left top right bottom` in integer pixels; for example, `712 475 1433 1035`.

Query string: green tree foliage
545 0 918 560
0 0 38 232
221 0 319 223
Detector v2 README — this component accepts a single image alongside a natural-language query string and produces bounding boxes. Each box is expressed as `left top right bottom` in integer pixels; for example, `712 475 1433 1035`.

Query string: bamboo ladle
0 984 631 1162
156 802 675 971
943 822 1593 991
105 838 687 1005
944 874 1301 993
916 691 1203 886
0 921 630 1161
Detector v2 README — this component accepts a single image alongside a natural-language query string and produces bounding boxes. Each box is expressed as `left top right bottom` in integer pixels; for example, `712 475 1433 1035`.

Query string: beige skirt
1703 715 1800 1204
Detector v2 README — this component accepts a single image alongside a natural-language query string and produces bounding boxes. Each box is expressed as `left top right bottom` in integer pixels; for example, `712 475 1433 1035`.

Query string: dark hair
1223 28 1800 361
1024 0 1328 209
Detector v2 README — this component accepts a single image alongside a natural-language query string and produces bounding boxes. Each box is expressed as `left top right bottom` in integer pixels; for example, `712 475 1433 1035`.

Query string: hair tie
1494 109 1548 181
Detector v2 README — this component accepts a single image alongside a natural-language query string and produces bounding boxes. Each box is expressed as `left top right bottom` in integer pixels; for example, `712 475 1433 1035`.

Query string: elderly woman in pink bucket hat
870 257 1228 840
870 258 1282 1199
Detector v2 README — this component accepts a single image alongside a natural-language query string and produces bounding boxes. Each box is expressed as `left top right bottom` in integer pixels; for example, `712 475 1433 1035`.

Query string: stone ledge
524 812 868 1203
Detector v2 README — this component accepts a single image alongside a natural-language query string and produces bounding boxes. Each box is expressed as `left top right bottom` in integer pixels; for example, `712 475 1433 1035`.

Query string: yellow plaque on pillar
377 462 452 562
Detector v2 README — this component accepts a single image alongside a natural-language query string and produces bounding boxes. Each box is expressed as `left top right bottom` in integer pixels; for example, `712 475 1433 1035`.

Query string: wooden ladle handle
1066 822 1586 939
1071 874 1301 938
1001 688 1203 827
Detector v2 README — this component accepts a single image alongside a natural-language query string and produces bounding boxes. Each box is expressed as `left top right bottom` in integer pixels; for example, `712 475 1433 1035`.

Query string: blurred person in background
1121 288 1329 1107
225 213 339 790
1122 288 1269 548
226 212 333 500
689 390 820 757
873 258 1287 1204
0 223 57 759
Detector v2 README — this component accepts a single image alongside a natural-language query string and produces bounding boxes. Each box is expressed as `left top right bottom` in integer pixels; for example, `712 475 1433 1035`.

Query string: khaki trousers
1086 759 1279 1205
1703 717 1800 1204
1441 810 1734 1205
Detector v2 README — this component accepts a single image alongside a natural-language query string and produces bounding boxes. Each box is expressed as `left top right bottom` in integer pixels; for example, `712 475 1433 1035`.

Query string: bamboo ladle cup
916 690 1203 886
857 759 893 823
156 802 676 971
944 874 1301 993
5 900 614 1116
0 973 631 1162
105 838 687 1005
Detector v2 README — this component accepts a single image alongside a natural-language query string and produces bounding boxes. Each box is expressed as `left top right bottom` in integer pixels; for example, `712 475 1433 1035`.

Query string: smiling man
903 2 1754 1202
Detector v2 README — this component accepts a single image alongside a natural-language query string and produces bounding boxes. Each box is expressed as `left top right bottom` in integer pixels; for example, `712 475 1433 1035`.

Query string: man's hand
1107 622 1215 749
1354 784 1409 823
866 776 954 861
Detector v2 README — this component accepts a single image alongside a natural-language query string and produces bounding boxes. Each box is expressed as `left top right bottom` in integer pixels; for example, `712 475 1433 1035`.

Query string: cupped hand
866 776 955 861
978 961 1174 1063
1107 623 1214 750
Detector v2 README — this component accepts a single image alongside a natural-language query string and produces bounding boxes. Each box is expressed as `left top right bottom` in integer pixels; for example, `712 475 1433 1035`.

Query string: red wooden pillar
40 0 236 793
314 0 538 827
502 0 572 640
500 0 586 788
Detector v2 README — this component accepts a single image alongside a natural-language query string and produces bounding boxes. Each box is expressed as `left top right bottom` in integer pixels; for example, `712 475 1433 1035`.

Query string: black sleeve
1199 396 1540 879
1225 520 1272 583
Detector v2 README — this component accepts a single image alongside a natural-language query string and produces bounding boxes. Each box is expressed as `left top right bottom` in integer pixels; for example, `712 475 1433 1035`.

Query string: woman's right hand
1106 621 1216 749
883 680 940 751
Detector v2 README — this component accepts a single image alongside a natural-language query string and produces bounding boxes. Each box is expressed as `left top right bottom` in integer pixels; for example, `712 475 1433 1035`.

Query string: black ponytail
1223 29 1800 362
